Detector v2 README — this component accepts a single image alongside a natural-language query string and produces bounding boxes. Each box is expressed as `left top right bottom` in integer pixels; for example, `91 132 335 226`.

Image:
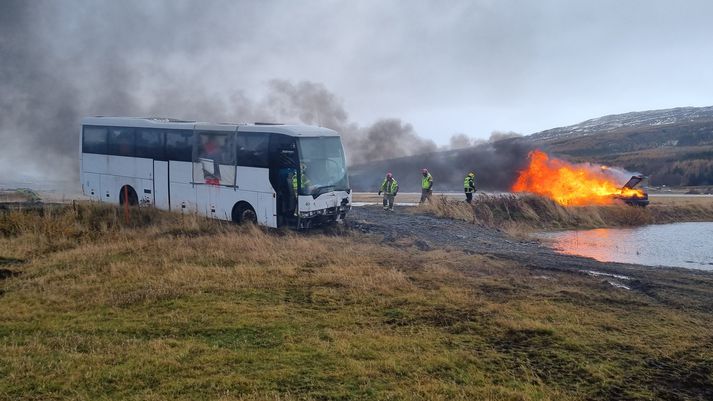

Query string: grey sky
319 0 713 139
45 0 713 138
2 0 712 178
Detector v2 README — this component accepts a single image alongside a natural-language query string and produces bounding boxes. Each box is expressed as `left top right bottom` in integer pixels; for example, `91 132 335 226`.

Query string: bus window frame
107 127 136 157
135 128 166 160
165 130 194 162
82 125 108 155
235 132 270 168
194 131 236 166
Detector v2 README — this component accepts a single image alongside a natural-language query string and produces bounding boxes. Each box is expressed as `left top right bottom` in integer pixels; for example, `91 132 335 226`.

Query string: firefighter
378 172 399 211
291 163 311 216
464 171 476 203
292 163 311 196
419 168 433 204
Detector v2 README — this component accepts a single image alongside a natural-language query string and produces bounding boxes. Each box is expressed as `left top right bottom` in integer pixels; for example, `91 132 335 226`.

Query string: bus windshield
297 136 349 196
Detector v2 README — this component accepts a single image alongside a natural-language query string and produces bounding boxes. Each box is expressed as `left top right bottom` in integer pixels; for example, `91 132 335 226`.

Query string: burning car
615 175 649 207
512 150 652 206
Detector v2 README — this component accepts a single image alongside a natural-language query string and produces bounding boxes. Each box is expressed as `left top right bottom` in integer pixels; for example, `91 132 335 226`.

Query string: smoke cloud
349 138 535 192
0 1 523 189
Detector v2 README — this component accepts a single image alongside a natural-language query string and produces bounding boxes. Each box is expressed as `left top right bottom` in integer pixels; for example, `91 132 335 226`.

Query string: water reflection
539 222 713 270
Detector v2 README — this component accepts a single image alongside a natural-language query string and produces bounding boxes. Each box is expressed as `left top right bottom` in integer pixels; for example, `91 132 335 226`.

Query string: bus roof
81 116 339 137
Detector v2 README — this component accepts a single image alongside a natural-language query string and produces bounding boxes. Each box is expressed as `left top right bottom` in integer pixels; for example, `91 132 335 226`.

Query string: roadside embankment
417 194 713 232
2 204 713 400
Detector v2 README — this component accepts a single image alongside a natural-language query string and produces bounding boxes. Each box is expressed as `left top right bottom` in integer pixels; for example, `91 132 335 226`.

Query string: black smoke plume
1 1 524 190
349 138 534 192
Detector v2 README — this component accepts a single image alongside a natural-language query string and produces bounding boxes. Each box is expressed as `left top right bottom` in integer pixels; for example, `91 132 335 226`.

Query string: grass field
1 204 713 400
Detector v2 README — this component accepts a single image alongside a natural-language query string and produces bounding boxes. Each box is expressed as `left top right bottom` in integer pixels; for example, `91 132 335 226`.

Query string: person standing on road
419 168 433 204
378 172 399 211
464 171 476 203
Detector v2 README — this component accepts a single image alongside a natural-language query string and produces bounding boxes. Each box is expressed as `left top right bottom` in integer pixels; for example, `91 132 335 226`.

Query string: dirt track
348 205 619 271
346 205 713 311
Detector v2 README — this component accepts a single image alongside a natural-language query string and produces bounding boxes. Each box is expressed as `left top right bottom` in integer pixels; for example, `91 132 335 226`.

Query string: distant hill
525 106 713 186
349 106 713 191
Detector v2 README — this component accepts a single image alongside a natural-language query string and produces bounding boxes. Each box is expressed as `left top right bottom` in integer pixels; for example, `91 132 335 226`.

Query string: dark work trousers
420 189 432 204
383 195 395 210
465 191 473 204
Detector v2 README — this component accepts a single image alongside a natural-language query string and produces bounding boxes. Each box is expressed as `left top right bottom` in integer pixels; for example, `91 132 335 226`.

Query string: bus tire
119 185 139 206
232 202 257 225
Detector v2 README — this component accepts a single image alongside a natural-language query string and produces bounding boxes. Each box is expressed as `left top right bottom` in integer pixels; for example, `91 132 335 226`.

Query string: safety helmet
300 162 306 170
386 172 393 178
468 171 475 176
421 168 428 174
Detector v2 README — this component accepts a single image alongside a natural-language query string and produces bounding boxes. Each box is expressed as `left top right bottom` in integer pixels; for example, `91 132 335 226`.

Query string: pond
538 222 713 271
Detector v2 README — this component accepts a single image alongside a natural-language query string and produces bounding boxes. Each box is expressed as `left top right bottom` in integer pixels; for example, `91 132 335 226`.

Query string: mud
0 257 23 281
345 206 713 312
0 269 20 280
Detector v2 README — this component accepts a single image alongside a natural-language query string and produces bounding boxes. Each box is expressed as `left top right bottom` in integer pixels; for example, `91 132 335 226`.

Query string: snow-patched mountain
528 106 713 143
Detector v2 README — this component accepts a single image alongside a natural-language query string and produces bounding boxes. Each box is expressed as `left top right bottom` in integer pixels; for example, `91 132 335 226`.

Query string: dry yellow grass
416 194 713 233
1 203 713 400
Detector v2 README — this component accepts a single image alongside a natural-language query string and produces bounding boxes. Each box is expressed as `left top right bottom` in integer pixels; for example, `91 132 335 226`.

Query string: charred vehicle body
615 175 649 207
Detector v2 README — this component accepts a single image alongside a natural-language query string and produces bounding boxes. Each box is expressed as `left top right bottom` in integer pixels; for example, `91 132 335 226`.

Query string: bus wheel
119 186 138 206
232 202 257 225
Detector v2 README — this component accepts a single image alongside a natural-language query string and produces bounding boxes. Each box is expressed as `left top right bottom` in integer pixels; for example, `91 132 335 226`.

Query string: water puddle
538 222 713 271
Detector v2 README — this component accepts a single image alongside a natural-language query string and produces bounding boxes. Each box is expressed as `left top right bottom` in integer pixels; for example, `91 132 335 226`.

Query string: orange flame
512 150 644 206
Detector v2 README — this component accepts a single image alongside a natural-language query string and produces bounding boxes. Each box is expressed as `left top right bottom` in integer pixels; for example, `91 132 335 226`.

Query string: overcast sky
115 0 713 142
285 0 713 140
2 0 713 179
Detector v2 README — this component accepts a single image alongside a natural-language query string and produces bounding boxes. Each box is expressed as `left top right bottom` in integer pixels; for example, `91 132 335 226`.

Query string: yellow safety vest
292 172 310 194
421 173 433 190
380 178 399 195
464 174 475 193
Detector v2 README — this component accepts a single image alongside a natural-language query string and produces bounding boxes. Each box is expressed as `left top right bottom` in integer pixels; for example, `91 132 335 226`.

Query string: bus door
268 133 299 227
153 160 170 210
137 128 169 209
166 130 197 213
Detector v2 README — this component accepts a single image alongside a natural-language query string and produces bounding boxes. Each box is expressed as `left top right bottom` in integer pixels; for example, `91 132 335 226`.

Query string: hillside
526 106 713 186
349 106 713 191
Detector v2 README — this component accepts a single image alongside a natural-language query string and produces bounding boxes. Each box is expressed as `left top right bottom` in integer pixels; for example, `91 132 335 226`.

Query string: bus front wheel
232 202 257 225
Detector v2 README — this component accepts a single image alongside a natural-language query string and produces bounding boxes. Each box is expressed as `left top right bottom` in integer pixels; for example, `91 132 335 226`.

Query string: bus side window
107 127 136 157
236 133 269 168
165 130 193 162
195 132 234 165
83 126 108 154
136 129 164 160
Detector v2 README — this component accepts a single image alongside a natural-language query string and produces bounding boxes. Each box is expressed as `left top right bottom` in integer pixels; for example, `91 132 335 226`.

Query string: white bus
80 117 352 228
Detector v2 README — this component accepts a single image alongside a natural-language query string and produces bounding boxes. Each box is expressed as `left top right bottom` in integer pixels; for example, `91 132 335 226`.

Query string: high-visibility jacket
380 178 399 195
464 174 475 193
292 172 310 194
421 173 433 190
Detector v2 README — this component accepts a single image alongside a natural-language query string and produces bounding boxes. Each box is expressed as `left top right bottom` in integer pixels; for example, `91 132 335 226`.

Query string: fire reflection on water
545 228 636 264
539 222 713 271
